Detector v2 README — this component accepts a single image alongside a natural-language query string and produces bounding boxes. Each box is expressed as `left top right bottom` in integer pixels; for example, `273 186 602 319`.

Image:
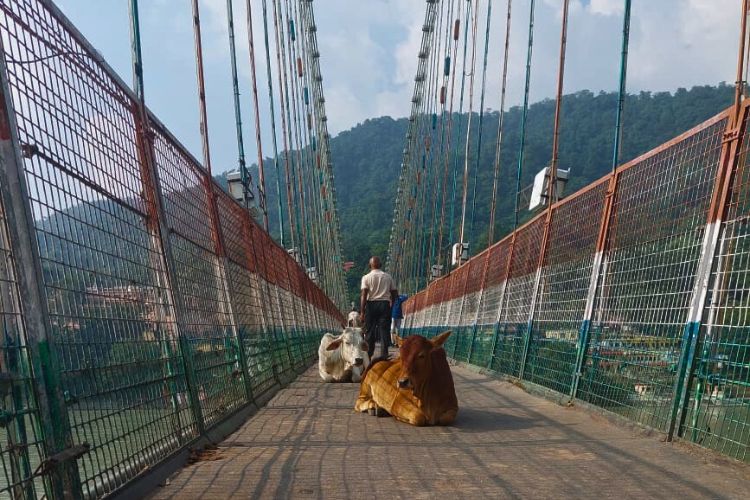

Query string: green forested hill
231 84 734 301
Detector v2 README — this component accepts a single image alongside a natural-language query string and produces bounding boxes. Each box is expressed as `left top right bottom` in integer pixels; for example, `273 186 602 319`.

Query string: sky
54 0 742 175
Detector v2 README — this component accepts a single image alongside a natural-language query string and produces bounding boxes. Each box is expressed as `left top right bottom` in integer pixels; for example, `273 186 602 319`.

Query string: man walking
360 256 398 360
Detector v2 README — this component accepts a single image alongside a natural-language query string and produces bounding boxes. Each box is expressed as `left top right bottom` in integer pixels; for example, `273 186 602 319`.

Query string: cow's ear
395 335 405 347
327 339 343 351
430 330 452 348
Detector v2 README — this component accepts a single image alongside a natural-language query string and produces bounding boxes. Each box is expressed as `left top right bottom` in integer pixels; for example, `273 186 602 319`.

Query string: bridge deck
150 361 750 499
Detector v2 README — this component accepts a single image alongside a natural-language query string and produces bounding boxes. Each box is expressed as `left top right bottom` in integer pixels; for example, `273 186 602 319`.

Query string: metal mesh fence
471 239 512 368
525 180 608 393
0 0 344 497
152 125 247 429
579 114 726 431
493 217 545 377
682 110 750 461
403 106 750 463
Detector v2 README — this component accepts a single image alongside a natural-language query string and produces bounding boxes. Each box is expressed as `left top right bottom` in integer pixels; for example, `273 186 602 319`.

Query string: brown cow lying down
354 331 458 426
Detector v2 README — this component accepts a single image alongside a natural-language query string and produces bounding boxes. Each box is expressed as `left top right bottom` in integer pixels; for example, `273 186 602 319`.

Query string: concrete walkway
150 362 750 499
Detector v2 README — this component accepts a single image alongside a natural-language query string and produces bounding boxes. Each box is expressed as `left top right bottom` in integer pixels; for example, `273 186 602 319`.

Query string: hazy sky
55 0 742 174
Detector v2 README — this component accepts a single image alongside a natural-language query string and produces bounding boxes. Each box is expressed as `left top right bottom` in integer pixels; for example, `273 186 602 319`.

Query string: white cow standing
318 327 370 382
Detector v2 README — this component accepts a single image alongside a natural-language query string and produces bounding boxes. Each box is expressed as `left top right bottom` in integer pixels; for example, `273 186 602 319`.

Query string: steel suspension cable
225 0 247 193
487 0 513 246
412 109 429 288
390 0 441 287
405 3 439 290
275 0 305 262
243 0 270 231
416 5 444 288
259 0 286 245
467 0 494 245
436 0 467 273
190 0 213 174
448 0 473 250
291 3 316 269
271 0 298 254
428 0 457 273
293 0 336 295
417 0 447 287
298 0 346 306
299 37 329 291
294 0 327 288
287 1 315 265
547 0 570 206
458 0 482 252
291 0 335 297
407 22 430 288
284 0 313 268
400 9 429 287
513 0 536 231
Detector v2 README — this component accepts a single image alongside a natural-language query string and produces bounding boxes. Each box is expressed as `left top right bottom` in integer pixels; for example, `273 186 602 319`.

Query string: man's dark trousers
365 300 391 359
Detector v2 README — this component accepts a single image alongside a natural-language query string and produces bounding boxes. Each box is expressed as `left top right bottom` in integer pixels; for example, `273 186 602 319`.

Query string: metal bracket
63 390 78 406
20 142 38 158
722 128 741 144
32 443 90 479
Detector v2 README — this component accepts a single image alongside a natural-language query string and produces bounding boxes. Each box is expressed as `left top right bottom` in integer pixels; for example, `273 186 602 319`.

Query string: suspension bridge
0 0 748 498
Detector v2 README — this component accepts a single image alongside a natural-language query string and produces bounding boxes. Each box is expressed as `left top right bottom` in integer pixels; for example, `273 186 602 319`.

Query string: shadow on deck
149 361 750 499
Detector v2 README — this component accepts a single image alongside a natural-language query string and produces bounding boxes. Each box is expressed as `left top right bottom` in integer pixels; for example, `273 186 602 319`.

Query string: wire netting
524 180 608 393
0 1 200 494
152 125 248 429
0 162 46 499
493 216 545 377
215 189 276 397
682 108 750 461
579 115 726 431
0 0 344 496
402 108 748 462
474 237 511 370
453 256 484 361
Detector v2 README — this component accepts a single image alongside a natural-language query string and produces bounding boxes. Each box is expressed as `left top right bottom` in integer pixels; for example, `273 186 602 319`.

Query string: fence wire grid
403 105 750 464
0 0 343 498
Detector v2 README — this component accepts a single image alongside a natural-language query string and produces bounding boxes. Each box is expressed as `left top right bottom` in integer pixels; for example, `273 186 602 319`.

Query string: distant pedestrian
360 256 397 359
391 293 408 346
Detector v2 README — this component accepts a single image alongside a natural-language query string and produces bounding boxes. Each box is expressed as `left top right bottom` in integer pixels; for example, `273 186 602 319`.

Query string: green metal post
668 0 747 441
569 0 630 399
611 0 632 172
129 0 145 101
0 54 83 499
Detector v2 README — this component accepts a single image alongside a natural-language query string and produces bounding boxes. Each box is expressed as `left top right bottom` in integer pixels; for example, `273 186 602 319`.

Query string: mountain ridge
224 84 734 301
